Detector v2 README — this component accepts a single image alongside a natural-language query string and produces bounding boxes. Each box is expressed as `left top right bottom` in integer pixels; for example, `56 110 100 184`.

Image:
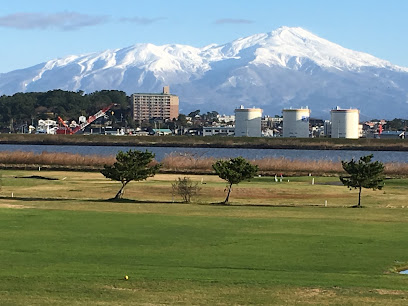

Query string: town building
203 126 235 136
130 86 179 122
261 116 283 130
152 128 173 136
375 131 406 139
324 120 332 137
217 114 235 124
37 119 59 134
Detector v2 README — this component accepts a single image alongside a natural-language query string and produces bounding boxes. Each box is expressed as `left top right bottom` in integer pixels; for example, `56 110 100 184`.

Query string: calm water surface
1 144 407 163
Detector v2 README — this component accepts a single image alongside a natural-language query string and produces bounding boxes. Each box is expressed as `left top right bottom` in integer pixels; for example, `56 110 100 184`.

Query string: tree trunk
223 183 233 204
358 186 362 207
114 181 128 199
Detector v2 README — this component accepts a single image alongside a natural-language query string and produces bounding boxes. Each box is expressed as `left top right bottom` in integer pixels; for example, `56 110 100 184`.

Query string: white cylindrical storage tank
330 108 359 139
234 107 262 137
282 108 311 138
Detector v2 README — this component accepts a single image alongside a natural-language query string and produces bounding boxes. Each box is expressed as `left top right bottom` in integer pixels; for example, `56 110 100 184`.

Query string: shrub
172 177 201 203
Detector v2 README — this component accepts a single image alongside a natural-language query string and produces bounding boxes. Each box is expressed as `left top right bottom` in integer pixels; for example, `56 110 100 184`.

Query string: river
1 144 407 163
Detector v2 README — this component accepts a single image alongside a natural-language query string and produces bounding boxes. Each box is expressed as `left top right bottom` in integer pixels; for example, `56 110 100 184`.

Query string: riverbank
1 151 407 177
1 134 408 151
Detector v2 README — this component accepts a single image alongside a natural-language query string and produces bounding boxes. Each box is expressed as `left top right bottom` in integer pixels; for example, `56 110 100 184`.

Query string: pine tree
101 150 160 199
340 154 385 207
212 157 258 204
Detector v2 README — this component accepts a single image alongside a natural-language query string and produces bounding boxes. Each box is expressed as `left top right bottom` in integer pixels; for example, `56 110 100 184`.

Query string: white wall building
37 119 58 134
282 108 311 138
79 116 87 124
203 126 235 136
330 107 360 139
324 120 332 137
234 106 262 137
217 114 235 123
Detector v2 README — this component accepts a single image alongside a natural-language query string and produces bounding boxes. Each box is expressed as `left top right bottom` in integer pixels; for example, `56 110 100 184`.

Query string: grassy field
0 170 408 305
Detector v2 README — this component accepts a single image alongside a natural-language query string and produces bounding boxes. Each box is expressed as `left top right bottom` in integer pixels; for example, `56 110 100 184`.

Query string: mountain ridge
1 26 408 119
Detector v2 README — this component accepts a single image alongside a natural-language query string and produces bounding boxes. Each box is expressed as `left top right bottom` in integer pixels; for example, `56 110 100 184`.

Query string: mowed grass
1 170 407 208
0 170 408 305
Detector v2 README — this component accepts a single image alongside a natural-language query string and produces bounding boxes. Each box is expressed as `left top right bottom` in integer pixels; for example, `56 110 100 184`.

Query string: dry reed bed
0 151 115 167
0 151 407 176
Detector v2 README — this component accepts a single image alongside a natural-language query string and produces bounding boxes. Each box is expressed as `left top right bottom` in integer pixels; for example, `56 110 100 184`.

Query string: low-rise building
37 119 58 134
217 114 235 124
376 131 406 139
203 126 235 136
152 128 173 136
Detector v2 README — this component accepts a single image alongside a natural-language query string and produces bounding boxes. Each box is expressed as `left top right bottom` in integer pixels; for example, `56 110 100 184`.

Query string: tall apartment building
131 86 179 122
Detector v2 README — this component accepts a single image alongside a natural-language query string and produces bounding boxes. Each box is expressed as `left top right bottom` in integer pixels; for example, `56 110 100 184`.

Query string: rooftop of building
131 93 178 96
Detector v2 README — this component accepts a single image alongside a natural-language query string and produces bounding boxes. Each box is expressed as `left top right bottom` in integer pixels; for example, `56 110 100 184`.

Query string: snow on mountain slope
1 26 408 118
249 27 400 70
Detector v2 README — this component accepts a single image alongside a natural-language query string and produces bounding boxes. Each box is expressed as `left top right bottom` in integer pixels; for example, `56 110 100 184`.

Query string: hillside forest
0 90 129 132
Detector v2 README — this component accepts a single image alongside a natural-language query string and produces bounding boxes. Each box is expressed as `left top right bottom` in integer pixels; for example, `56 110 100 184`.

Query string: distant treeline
0 90 130 130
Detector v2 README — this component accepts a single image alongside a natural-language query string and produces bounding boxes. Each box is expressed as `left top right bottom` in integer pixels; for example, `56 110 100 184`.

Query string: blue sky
1 0 408 73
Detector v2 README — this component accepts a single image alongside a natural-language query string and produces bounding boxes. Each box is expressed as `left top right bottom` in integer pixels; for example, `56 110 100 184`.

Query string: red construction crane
56 103 116 135
57 116 72 134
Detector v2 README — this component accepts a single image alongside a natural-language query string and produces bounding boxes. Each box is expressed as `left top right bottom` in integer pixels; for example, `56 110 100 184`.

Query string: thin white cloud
120 16 166 25
215 18 253 25
0 12 109 31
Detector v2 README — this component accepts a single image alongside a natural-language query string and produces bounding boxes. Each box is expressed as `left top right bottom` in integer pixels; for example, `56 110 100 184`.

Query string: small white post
325 200 327 207
312 178 315 185
38 166 41 171
11 192 14 198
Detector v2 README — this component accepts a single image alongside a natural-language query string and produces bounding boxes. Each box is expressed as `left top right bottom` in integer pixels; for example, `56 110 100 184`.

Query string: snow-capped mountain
1 26 408 119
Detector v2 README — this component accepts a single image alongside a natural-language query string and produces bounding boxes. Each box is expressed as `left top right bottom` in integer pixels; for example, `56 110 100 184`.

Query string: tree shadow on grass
0 196 175 204
208 202 230 206
1 196 67 202
2 196 346 208
103 198 177 204
207 202 315 208
15 175 59 181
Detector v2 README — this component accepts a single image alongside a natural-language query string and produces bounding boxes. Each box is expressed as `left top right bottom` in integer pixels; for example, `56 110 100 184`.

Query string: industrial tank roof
235 108 262 112
330 109 359 113
330 106 359 113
